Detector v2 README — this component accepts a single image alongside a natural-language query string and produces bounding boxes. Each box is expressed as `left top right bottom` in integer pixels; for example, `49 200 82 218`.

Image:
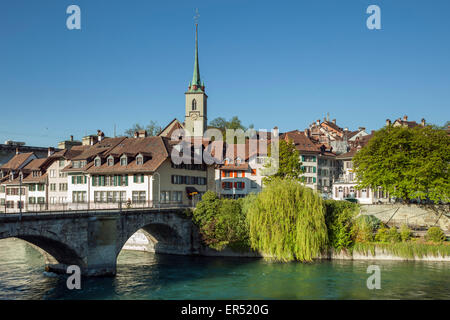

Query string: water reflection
0 238 448 300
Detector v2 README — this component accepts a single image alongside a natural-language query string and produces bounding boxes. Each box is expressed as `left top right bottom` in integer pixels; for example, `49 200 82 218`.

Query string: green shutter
84 176 87 184
313 167 316 173
114 175 117 186
313 177 316 183
133 175 137 183
72 176 75 184
302 155 305 161
92 176 96 186
141 174 144 183
125 175 128 186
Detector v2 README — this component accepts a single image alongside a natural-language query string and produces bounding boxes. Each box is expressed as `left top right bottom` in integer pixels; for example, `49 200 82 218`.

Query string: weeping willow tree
247 178 328 262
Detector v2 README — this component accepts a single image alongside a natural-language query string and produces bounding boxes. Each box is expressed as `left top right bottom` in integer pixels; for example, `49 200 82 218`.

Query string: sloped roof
0 152 35 170
282 131 320 153
71 137 127 160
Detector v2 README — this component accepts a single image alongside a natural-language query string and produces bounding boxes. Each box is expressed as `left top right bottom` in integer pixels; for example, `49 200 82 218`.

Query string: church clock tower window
192 99 197 111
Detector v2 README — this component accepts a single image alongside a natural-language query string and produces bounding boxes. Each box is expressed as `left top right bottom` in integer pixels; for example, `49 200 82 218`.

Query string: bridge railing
1 200 193 215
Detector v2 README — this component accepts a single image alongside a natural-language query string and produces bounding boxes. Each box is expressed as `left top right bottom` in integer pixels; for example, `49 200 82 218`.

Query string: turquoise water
0 238 448 300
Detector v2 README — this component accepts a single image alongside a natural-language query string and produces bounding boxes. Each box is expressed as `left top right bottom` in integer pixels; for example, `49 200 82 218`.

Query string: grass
353 241 450 259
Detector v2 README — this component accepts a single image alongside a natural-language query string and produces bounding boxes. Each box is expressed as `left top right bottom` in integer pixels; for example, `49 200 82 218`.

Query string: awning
186 186 199 196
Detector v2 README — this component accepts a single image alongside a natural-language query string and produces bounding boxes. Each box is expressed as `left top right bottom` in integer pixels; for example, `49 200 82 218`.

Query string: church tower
184 23 207 137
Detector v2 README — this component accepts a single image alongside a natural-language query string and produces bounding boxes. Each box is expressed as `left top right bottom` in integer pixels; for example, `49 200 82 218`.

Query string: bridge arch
116 211 200 259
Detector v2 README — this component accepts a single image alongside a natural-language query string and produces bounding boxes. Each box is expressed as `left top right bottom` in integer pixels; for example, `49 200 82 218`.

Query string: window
37 184 45 191
171 191 182 203
49 170 56 178
120 156 127 166
28 184 36 192
160 191 170 203
222 181 232 190
59 159 65 167
59 183 68 191
94 158 101 167
133 174 145 184
192 99 197 110
132 191 146 203
50 184 56 191
235 182 245 190
72 191 86 203
107 157 114 166
37 197 45 204
136 155 143 165
72 175 87 185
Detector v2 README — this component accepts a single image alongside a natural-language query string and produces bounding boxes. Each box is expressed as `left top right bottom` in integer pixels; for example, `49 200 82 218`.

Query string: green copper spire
189 24 204 92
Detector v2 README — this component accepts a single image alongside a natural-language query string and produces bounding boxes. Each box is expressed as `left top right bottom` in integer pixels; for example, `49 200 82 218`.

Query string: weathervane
194 8 200 25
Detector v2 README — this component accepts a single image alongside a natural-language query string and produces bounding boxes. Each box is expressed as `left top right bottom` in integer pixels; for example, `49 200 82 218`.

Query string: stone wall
360 204 450 233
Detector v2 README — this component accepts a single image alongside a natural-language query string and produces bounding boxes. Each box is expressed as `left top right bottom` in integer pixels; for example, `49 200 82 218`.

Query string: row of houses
1 114 433 212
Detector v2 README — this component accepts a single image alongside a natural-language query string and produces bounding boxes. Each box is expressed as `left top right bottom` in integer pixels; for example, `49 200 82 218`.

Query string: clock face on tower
191 112 199 120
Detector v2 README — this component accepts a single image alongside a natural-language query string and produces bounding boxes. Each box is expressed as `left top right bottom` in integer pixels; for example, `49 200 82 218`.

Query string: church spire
189 12 204 92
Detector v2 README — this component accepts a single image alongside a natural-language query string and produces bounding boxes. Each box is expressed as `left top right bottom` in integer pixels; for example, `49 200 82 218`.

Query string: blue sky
1 0 449 147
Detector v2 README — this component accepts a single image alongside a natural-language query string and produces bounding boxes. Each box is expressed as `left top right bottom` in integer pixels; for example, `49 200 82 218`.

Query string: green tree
208 116 254 141
247 178 328 262
262 139 303 184
353 126 450 203
124 121 162 137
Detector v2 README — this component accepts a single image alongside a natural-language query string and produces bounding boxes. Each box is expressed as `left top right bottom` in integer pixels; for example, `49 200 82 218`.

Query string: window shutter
133 175 137 183
313 177 316 183
125 175 128 186
141 174 144 183
233 171 237 178
72 176 75 184
313 167 316 173
84 176 87 184
234 182 237 188
222 182 225 188
242 182 245 188
221 171 225 178
92 177 95 186
302 155 305 161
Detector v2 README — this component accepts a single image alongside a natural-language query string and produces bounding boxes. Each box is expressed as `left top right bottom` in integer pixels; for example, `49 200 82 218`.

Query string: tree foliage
192 191 249 251
323 200 359 250
353 125 450 203
124 120 162 137
262 139 304 184
247 178 328 262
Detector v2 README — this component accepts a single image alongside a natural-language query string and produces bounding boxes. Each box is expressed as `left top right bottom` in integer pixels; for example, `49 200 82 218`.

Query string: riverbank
123 231 450 262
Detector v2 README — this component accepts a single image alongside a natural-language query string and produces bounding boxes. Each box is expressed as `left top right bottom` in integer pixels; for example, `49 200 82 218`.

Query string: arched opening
118 223 189 261
192 99 197 110
0 235 85 271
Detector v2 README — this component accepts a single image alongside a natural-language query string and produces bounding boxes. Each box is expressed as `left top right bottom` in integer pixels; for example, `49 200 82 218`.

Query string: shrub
387 226 401 243
193 191 250 251
324 200 359 250
375 226 390 242
399 224 412 242
247 178 328 262
426 227 446 243
352 216 374 243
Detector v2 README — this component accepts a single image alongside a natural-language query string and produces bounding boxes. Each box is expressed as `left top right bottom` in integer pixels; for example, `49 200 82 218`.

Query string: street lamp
19 171 23 220
153 172 160 209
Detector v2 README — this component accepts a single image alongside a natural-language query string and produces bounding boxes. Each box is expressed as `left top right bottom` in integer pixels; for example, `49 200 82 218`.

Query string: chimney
136 130 147 138
344 127 348 132
316 119 320 126
386 119 391 126
70 135 74 141
421 118 426 126
97 130 104 142
304 129 310 138
403 115 408 121
358 127 366 132
16 147 19 155
48 147 55 157
272 126 279 138
332 119 336 125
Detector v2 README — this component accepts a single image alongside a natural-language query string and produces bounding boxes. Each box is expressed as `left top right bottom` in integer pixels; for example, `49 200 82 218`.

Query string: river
0 238 448 300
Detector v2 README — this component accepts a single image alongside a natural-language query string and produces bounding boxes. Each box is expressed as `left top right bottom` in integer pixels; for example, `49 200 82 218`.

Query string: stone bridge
0 208 201 276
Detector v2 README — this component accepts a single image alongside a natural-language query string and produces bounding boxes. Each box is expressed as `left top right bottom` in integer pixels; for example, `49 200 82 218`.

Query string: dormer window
192 99 197 110
236 157 242 165
107 156 114 166
94 157 101 167
32 170 40 177
72 161 80 169
120 155 128 166
80 160 87 167
136 155 144 165
224 158 230 165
